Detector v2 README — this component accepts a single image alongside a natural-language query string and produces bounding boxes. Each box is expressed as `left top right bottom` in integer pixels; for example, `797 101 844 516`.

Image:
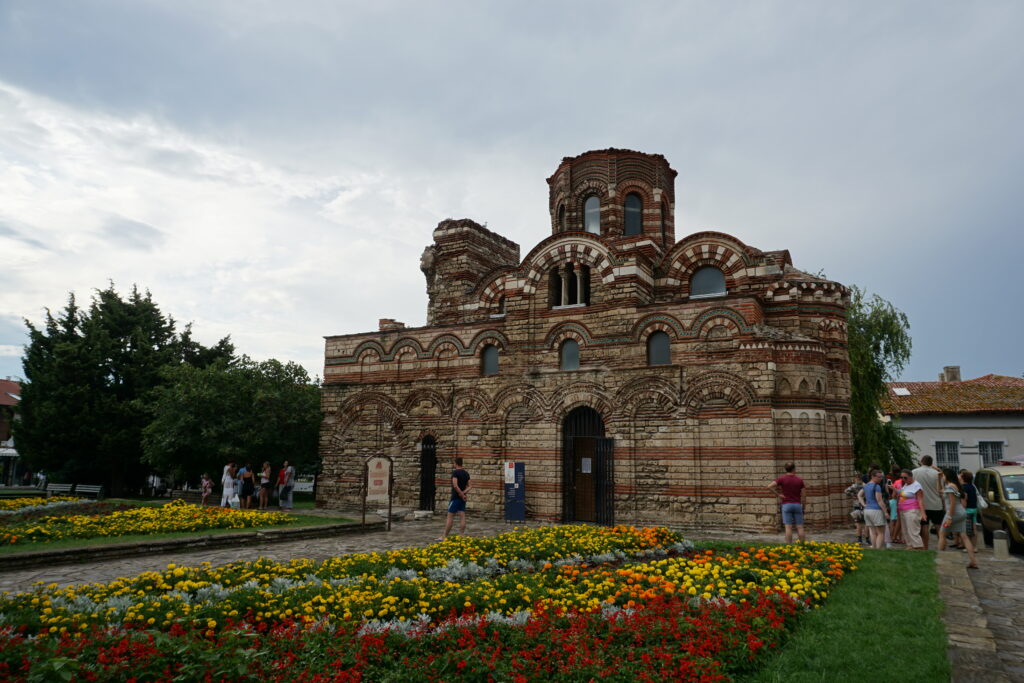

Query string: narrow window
660 202 668 242
481 344 499 376
935 441 960 469
496 296 506 315
583 196 600 234
647 331 671 366
557 204 566 231
580 265 591 305
559 339 580 371
979 441 1003 466
690 266 727 297
624 193 642 236
549 269 562 307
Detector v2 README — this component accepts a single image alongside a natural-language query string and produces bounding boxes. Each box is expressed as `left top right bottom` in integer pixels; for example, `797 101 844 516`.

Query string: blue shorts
448 498 466 514
781 503 804 526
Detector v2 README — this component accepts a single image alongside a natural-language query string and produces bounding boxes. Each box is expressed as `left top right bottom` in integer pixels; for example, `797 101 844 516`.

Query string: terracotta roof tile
884 374 1024 415
0 379 20 407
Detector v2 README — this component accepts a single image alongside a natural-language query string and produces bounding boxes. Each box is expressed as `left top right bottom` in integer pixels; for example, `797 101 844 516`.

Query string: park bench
45 483 74 497
74 484 105 499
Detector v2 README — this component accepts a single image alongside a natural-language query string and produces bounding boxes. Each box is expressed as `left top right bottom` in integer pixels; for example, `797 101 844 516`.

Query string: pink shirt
897 480 923 511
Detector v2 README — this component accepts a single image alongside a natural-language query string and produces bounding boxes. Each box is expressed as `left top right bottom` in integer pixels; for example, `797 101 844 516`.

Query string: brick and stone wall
318 149 853 534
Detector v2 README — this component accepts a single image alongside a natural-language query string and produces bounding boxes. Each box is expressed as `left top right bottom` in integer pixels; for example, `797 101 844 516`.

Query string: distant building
0 377 21 486
885 366 1024 472
318 149 854 533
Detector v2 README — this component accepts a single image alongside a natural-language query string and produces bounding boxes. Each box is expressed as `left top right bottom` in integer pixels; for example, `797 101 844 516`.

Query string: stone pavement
936 541 1024 683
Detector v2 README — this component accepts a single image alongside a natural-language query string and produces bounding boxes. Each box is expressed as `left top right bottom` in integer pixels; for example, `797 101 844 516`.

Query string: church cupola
546 149 678 249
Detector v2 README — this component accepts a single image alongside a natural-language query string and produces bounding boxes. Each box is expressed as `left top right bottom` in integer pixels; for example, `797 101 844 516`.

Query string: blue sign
503 462 525 522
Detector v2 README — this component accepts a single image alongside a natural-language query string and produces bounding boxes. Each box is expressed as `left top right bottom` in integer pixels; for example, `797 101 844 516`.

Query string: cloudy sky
1 1 1022 384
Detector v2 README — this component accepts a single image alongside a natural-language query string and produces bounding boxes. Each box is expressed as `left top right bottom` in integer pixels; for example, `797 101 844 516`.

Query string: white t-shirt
898 480 922 511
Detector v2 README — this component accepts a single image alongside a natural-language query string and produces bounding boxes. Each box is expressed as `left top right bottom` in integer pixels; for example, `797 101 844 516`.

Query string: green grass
0 511 355 556
736 548 949 682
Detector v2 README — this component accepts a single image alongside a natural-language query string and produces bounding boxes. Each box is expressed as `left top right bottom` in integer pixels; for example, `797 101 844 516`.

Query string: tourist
259 462 272 510
279 460 296 511
844 473 866 545
200 473 213 507
240 462 256 509
220 461 236 507
939 468 978 569
440 457 471 540
860 469 887 549
889 465 904 544
897 468 925 549
767 462 806 544
912 455 944 550
959 470 980 551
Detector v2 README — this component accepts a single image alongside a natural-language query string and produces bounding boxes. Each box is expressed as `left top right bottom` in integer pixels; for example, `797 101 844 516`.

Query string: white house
885 366 1024 473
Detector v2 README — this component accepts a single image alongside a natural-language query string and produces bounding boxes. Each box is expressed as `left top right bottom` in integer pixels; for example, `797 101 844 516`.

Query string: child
845 473 866 545
200 473 213 507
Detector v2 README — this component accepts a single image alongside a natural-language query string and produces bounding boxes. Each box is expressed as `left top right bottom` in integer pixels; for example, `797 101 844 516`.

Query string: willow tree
846 286 915 470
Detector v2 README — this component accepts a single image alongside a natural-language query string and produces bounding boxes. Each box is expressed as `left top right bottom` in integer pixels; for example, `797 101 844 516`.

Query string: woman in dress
897 468 926 550
938 468 978 568
200 473 213 507
259 461 272 510
240 462 256 509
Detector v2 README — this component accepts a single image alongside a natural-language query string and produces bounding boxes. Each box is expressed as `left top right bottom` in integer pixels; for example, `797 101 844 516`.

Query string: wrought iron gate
419 436 437 511
562 407 614 525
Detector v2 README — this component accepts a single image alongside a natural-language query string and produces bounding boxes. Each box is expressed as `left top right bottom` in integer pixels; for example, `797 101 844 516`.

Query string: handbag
977 493 989 510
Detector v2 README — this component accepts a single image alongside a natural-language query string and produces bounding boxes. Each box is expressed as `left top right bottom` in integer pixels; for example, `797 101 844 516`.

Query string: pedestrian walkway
936 542 1024 682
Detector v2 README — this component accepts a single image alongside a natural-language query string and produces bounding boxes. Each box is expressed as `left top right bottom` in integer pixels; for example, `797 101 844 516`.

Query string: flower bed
0 496 80 512
0 526 862 681
0 500 294 545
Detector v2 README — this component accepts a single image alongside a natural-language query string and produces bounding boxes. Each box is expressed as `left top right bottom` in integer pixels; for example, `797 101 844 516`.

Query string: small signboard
503 461 525 522
362 455 394 530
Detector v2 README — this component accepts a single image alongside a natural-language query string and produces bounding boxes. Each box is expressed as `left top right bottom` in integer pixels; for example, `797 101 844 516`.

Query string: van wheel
1004 523 1024 553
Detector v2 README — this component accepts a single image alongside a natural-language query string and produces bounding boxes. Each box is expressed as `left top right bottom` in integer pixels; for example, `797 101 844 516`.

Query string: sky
1 0 1022 384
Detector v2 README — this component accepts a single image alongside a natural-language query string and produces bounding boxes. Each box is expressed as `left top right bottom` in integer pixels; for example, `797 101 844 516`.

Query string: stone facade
318 149 854 533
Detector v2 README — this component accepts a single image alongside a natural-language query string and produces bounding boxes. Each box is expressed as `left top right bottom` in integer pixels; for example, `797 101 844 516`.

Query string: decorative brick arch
426 333 469 358
344 340 387 364
631 313 685 342
614 376 681 418
682 371 755 418
469 329 511 354
473 270 513 310
493 384 548 421
544 321 594 349
388 338 426 360
332 392 404 446
550 383 617 423
451 388 494 421
687 307 752 339
659 232 755 296
402 388 451 415
521 235 618 296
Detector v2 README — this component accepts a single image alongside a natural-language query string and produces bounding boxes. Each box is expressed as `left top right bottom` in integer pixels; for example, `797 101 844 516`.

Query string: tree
15 285 233 494
846 286 915 471
141 357 321 485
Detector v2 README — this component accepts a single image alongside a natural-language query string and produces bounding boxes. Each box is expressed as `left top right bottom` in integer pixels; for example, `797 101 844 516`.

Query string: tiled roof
884 374 1024 415
0 379 20 407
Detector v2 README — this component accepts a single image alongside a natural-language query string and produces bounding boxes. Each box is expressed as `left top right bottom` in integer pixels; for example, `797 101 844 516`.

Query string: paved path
936 541 1024 683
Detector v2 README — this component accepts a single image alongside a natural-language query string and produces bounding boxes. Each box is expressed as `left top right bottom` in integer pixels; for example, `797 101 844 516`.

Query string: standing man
768 462 807 544
912 455 944 550
440 457 471 540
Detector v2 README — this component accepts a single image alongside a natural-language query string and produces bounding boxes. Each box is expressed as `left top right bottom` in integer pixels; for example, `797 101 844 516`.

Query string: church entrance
562 407 614 524
419 435 437 511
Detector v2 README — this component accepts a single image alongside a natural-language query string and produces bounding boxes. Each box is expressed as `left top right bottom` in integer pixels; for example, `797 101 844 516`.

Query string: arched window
550 264 590 308
481 344 499 376
583 196 600 234
624 193 642 236
690 266 726 298
560 339 580 371
557 204 566 231
646 331 671 366
660 202 668 242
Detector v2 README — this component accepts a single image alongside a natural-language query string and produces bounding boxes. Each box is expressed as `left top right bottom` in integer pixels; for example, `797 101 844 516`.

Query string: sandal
966 564 979 569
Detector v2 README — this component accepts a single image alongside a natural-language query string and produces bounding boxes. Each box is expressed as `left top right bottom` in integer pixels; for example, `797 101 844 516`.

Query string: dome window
583 196 601 234
690 266 727 298
624 193 643 236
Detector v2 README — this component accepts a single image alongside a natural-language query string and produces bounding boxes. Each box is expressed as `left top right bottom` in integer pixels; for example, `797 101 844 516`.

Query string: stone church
318 149 853 533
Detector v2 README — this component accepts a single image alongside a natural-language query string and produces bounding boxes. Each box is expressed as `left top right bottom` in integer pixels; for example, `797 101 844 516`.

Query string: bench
46 483 74 498
74 484 105 499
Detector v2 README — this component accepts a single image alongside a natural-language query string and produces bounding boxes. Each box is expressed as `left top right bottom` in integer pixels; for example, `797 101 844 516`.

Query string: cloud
100 215 164 251
0 345 22 357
